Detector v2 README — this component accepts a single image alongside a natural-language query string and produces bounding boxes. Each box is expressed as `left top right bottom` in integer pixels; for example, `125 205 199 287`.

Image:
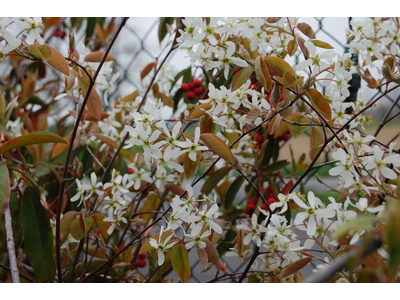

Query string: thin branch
4 205 20 283
55 17 129 283
305 235 383 283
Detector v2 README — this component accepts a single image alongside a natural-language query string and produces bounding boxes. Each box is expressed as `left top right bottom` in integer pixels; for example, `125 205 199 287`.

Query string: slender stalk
55 17 128 282
4 205 19 283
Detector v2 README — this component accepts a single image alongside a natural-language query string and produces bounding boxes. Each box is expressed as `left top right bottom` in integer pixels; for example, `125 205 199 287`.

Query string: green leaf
309 126 324 161
20 186 55 282
0 131 68 156
140 193 161 222
201 166 231 195
1 96 18 134
170 245 191 283
92 213 111 239
224 175 244 210
264 56 296 77
262 160 290 173
158 17 175 44
69 217 93 240
200 133 235 165
286 112 308 138
383 199 400 275
311 40 334 49
60 211 77 244
332 215 379 240
231 66 253 91
0 163 10 217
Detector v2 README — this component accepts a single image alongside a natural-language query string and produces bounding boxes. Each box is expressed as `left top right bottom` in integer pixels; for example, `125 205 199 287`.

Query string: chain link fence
89 17 400 283
2 17 398 283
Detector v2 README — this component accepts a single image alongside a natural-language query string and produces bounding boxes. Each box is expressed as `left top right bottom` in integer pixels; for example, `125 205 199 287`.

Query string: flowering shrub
0 17 400 283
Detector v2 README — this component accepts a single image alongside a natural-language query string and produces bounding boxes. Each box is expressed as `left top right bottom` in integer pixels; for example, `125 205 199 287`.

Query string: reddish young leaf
200 113 216 134
264 56 296 78
287 39 298 57
297 23 316 39
196 245 209 270
46 44 70 76
92 133 119 149
187 102 212 120
311 40 334 49
184 152 200 179
306 88 332 123
140 193 161 222
165 183 185 196
203 238 220 266
255 56 272 92
200 133 235 165
84 51 116 63
141 62 155 80
170 245 191 282
92 213 111 239
280 257 312 278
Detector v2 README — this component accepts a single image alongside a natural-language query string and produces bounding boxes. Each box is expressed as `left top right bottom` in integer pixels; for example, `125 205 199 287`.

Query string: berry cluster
181 79 203 100
53 28 66 39
132 253 147 268
244 185 277 216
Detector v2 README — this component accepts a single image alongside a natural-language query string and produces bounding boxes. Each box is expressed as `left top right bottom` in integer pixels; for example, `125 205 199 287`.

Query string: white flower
237 214 267 247
71 179 90 206
14 17 44 45
177 127 208 162
149 226 177 266
293 191 335 236
217 41 248 80
185 224 211 250
103 208 127 235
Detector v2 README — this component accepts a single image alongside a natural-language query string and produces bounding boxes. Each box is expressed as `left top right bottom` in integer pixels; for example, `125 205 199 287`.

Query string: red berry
233 66 239 74
245 204 256 215
255 135 264 143
181 83 190 92
186 91 196 100
248 198 257 205
188 83 194 90
138 253 147 259
128 168 133 174
137 259 147 268
282 132 290 141
192 79 202 87
261 203 267 211
194 87 203 95
266 185 273 194
60 31 66 39
54 28 61 37
267 198 276 206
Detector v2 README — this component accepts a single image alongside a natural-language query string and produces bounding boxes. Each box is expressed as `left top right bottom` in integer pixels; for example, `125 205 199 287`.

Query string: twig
304 235 383 283
4 205 20 283
55 17 129 283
